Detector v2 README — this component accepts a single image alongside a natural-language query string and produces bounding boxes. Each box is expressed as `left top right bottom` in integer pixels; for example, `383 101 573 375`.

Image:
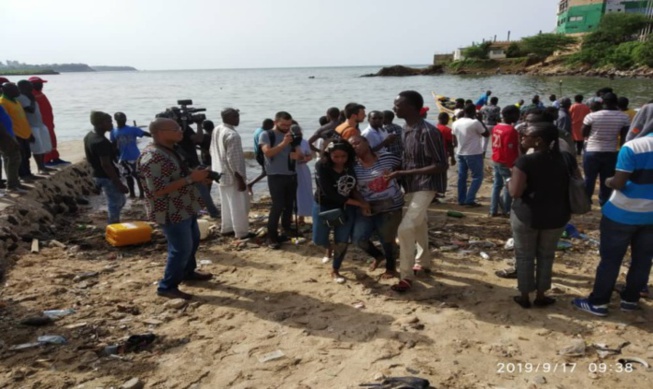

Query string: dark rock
362 64 444 77
76 197 90 205
7 215 18 225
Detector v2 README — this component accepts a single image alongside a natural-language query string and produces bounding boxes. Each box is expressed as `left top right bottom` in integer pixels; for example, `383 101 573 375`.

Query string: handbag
563 153 591 215
319 208 347 228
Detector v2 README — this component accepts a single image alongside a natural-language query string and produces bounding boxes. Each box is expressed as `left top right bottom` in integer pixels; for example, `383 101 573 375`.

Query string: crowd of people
1 78 651 316
0 77 69 194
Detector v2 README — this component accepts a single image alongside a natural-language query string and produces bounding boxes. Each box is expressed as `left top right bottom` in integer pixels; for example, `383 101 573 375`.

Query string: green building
557 0 653 34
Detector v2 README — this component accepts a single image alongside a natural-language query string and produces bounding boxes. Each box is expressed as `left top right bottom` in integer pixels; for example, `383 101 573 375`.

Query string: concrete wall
557 3 606 33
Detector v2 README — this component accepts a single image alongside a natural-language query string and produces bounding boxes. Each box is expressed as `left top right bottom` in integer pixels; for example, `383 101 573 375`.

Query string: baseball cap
28 76 48 83
419 106 430 116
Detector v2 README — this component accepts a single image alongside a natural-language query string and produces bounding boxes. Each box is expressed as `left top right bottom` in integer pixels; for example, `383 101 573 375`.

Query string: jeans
267 174 297 242
490 162 512 215
0 131 21 188
159 216 200 291
312 202 356 271
398 191 436 280
511 212 565 293
94 177 126 224
588 216 653 305
17 137 32 177
353 208 402 272
583 151 617 206
196 182 220 218
457 154 484 205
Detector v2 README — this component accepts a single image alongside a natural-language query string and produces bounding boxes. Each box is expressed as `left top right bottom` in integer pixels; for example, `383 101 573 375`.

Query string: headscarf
625 103 653 142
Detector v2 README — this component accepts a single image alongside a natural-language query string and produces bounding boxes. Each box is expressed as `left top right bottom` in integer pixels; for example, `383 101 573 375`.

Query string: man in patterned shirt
386 91 448 293
137 118 213 300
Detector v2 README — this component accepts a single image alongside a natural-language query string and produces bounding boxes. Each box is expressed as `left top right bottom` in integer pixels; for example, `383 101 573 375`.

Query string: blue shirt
602 134 653 225
0 105 13 137
475 94 489 107
110 125 146 162
253 127 264 150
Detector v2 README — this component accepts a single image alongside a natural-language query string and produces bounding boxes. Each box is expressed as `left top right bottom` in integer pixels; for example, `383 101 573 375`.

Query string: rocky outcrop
0 163 96 277
361 65 444 77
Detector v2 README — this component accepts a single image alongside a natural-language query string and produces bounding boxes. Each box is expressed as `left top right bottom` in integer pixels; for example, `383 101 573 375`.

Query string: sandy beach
0 156 651 388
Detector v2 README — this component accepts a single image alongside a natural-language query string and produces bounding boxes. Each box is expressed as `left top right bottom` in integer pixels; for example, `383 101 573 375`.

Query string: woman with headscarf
509 122 578 308
313 140 370 283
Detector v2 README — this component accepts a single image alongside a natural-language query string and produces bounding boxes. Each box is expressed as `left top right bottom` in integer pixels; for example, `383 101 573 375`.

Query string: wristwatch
185 176 193 185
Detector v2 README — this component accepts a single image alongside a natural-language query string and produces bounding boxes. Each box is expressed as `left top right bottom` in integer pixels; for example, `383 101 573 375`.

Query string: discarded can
447 210 464 218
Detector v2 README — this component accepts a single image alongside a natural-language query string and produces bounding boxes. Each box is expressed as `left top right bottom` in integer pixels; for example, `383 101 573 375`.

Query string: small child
436 112 455 166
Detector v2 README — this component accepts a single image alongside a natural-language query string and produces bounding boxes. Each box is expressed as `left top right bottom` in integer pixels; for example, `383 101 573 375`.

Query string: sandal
391 279 412 293
513 296 531 309
369 258 384 271
533 297 556 307
379 271 399 280
331 271 345 284
495 268 517 279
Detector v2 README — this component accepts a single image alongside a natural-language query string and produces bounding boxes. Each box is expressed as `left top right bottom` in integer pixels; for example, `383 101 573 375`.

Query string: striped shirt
603 134 653 225
401 119 448 193
354 152 404 211
210 124 247 186
583 110 630 152
382 123 403 157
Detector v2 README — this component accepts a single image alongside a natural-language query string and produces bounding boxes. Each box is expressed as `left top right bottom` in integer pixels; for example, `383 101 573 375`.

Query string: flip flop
391 279 412 293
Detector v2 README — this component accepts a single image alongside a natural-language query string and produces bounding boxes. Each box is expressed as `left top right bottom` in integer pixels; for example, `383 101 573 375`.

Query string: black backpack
255 130 274 167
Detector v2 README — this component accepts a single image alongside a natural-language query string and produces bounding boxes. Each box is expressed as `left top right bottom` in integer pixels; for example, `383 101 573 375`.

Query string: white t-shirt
452 118 486 156
361 126 388 150
583 110 630 152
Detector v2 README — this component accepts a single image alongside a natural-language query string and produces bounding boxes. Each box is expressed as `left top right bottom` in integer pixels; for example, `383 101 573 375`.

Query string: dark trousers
575 141 584 156
0 130 21 188
267 174 297 241
589 216 653 305
583 151 617 206
17 137 32 177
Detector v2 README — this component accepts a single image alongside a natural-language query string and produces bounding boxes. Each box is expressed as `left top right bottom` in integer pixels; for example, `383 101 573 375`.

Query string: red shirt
491 123 519 167
436 124 453 157
33 90 54 131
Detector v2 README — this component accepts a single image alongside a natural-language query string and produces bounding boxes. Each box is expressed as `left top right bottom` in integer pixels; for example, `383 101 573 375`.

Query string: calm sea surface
27 66 653 146
15 66 653 196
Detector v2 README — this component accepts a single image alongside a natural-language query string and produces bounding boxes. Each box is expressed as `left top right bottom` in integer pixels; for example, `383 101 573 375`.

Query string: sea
14 66 653 195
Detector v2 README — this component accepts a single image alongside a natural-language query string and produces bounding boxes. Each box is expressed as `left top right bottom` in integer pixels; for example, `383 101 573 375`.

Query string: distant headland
0 60 137 76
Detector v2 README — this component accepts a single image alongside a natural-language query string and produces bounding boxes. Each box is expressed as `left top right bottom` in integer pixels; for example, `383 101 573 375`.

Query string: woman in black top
509 122 577 308
312 141 370 283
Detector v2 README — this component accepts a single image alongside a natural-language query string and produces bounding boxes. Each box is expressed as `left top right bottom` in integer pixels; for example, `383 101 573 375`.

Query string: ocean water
21 66 653 147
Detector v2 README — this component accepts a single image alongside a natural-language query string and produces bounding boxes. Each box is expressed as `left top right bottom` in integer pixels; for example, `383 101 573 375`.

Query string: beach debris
446 210 464 218
292 237 307 245
50 239 66 249
124 333 156 353
42 308 75 319
593 342 630 359
618 356 650 369
558 339 586 357
439 245 459 252
503 238 514 250
64 322 88 329
255 227 268 238
120 377 144 389
360 376 430 389
142 318 163 326
563 223 582 239
258 350 285 363
199 259 212 265
102 345 120 356
469 240 496 248
480 252 491 260
556 240 573 251
73 271 99 282
20 316 54 327
30 239 39 253
37 335 67 345
353 301 366 309
531 375 547 385
9 342 42 351
164 298 187 310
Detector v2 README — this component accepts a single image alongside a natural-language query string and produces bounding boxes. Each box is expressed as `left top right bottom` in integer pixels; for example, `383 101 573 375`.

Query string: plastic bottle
43 309 75 319
38 335 67 344
447 210 465 218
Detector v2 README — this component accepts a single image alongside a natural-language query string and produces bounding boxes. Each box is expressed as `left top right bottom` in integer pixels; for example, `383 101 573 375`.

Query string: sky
1 0 559 70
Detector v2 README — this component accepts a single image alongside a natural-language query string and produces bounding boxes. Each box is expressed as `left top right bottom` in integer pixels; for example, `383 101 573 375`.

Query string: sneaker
321 256 331 264
571 298 608 317
620 300 641 312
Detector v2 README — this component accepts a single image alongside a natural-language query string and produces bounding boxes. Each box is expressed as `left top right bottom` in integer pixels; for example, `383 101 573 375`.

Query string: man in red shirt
489 105 520 217
29 77 68 166
569 94 591 156
436 112 456 166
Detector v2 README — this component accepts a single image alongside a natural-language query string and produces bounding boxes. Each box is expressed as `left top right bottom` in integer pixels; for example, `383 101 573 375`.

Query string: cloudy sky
1 0 558 70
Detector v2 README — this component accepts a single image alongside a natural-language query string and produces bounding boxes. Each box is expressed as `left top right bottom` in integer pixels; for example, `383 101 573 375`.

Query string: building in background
557 0 653 34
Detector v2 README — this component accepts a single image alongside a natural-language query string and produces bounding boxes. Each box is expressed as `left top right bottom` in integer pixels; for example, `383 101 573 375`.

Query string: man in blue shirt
110 112 151 199
247 118 274 195
573 133 653 316
475 90 492 110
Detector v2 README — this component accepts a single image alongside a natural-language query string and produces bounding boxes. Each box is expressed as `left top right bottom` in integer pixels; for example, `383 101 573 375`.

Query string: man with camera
259 111 304 249
210 108 251 240
137 118 213 300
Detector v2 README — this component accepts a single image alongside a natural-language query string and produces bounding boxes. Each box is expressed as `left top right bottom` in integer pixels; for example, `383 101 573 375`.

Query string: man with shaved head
210 108 251 240
137 118 213 300
84 111 128 224
110 112 151 199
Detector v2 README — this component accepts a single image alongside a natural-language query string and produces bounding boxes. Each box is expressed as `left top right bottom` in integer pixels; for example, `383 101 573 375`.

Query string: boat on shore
432 92 456 116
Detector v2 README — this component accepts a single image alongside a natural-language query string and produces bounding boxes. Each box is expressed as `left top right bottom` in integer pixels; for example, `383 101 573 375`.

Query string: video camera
198 165 222 183
290 124 303 148
157 99 207 126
